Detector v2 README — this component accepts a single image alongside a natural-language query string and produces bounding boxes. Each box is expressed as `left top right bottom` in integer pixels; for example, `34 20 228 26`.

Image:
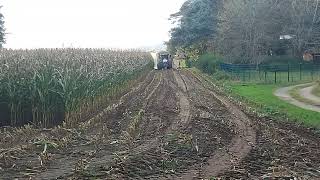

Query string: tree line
0 6 4 48
168 0 320 64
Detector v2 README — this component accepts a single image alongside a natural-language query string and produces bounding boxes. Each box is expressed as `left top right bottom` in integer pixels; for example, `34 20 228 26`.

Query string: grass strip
192 68 320 129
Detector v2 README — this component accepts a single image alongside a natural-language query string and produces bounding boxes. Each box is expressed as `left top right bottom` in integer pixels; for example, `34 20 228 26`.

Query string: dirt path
1 69 319 179
300 85 320 105
274 83 320 112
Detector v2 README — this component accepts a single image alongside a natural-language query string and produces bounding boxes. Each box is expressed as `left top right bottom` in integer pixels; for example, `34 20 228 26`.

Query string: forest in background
168 0 320 64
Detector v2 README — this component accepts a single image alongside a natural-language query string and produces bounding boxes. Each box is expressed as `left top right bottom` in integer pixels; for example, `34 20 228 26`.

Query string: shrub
195 53 222 74
185 59 194 68
213 71 232 81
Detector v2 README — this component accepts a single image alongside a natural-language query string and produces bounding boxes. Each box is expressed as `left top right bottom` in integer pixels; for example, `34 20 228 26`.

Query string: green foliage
195 53 221 74
169 0 320 64
168 0 220 51
0 49 152 127
34 140 59 151
185 59 194 68
212 71 231 81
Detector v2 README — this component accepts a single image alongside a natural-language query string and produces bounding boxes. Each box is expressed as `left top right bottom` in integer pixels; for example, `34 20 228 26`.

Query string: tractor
151 51 173 70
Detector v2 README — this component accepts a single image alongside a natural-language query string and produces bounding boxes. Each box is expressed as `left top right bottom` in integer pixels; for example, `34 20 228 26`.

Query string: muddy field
0 69 319 179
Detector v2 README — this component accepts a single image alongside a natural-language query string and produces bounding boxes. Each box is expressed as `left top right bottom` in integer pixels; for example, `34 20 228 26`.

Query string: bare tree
216 0 320 63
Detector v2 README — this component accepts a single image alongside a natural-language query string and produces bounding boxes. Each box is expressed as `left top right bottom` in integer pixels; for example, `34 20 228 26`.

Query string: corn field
0 48 152 128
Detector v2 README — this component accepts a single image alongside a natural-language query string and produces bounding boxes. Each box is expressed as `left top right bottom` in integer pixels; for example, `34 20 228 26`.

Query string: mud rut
1 69 319 179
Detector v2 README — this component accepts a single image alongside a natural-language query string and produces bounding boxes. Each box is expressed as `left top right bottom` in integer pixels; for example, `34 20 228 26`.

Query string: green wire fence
220 63 320 83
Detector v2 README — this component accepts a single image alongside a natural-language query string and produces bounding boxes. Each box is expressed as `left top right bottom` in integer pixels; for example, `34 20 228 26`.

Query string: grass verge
192 68 320 129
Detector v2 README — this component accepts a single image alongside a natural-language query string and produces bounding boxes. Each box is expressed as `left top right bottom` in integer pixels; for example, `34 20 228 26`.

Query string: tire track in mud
33 71 161 180
79 70 155 130
122 70 191 155
3 69 256 180
0 71 157 180
117 71 163 155
91 70 193 179
194 70 256 177
176 70 256 179
105 69 251 179
170 70 191 131
68 69 191 179
80 71 164 170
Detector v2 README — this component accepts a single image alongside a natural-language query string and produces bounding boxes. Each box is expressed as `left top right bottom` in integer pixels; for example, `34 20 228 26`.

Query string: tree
281 0 320 55
216 0 320 63
167 0 221 54
169 0 320 63
0 6 5 48
216 0 285 63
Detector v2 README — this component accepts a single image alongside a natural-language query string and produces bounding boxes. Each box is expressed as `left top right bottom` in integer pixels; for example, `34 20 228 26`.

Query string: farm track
274 83 320 112
1 69 320 179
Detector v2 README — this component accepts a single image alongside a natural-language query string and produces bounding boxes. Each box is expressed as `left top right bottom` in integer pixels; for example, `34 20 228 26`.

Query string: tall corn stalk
0 48 152 128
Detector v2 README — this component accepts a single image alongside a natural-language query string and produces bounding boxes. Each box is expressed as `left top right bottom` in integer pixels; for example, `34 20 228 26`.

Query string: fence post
258 65 261 80
275 70 277 83
243 70 245 81
300 63 302 81
265 71 267 82
231 67 233 79
311 63 314 81
287 64 290 82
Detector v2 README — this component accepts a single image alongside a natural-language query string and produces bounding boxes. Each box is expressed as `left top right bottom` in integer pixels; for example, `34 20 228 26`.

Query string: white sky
1 0 185 49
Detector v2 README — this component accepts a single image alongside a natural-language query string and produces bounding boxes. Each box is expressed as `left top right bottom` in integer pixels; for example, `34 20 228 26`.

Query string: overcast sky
1 0 185 49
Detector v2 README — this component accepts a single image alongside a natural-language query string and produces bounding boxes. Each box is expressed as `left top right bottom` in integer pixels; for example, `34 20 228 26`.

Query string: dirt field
0 69 319 179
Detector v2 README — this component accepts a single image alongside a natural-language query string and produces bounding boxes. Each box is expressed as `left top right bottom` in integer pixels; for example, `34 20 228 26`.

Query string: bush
185 59 194 68
213 71 232 81
196 53 222 74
